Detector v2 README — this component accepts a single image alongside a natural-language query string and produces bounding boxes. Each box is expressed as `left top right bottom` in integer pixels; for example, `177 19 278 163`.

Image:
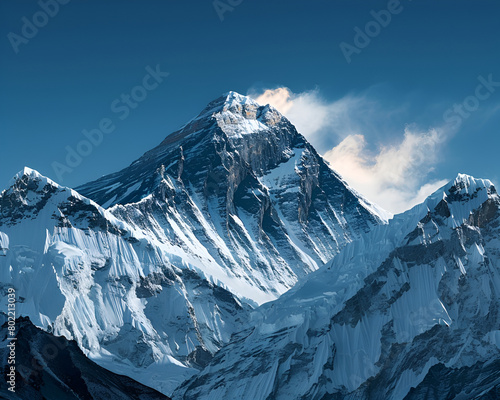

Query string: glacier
174 174 500 399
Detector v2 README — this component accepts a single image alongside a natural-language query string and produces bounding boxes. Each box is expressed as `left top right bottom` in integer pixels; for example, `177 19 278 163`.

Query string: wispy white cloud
323 130 448 214
250 87 450 214
253 87 377 147
254 87 332 142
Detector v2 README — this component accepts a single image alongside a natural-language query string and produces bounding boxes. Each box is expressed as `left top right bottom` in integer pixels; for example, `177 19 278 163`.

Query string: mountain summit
77 91 289 206
158 91 274 145
77 91 387 304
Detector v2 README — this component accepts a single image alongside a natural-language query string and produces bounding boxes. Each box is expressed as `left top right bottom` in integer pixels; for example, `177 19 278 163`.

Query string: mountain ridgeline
1 92 498 399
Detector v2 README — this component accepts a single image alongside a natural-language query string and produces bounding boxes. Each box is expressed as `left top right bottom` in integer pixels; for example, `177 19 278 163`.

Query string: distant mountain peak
447 173 496 196
146 91 279 157
4 167 92 204
7 166 56 189
203 91 262 112
185 91 262 121
2 167 61 211
426 173 497 212
0 167 113 230
76 91 300 207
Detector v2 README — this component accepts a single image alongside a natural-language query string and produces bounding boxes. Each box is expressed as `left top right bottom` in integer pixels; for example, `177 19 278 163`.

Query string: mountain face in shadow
0 317 170 400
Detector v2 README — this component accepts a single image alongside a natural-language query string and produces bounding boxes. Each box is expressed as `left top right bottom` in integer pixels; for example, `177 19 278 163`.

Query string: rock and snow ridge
0 166 251 394
0 92 388 396
174 174 500 400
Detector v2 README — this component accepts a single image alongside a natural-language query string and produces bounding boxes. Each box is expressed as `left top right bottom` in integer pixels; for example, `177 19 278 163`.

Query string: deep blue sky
1 0 499 210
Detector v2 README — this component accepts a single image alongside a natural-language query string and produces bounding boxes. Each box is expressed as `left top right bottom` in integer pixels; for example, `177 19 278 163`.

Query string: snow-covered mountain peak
219 91 283 134
14 166 44 179
77 92 337 208
75 91 386 298
1 167 66 226
180 90 284 138
375 174 499 243
223 90 260 107
3 167 101 210
7 166 58 191
446 173 496 197
199 91 262 115
0 168 133 239
139 91 285 166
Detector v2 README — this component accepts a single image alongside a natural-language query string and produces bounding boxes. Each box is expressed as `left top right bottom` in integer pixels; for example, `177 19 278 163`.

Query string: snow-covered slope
0 92 388 396
77 91 387 304
0 167 250 395
174 174 500 400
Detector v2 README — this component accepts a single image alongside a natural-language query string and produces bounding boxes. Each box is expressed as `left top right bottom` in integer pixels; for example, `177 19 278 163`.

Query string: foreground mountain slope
77 91 387 304
0 317 170 400
174 174 500 400
0 168 249 395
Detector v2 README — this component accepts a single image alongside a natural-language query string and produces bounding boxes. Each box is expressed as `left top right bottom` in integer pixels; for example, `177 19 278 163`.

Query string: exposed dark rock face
403 360 500 400
0 317 170 400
